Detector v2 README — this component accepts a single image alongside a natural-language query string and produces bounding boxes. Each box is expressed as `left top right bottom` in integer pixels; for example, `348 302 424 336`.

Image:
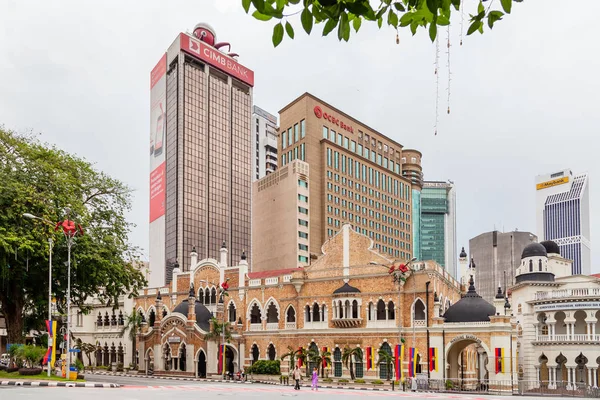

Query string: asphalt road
1 380 552 400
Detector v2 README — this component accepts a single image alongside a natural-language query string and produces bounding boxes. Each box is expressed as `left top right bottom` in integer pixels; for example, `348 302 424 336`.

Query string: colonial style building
134 225 516 391
511 240 600 390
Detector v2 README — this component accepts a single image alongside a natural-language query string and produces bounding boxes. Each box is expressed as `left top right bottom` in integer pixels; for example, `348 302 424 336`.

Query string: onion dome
443 276 496 323
521 243 547 259
540 240 560 256
333 283 361 294
459 247 467 258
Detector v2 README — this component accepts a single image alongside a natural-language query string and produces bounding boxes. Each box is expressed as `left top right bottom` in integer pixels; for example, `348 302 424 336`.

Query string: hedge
247 360 280 375
18 368 43 376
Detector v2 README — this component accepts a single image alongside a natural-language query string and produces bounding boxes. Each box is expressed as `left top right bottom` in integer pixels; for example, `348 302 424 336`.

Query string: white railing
249 323 263 331
536 334 600 342
366 319 396 329
266 322 279 330
265 277 278 285
303 321 328 329
285 322 296 330
413 319 426 327
283 274 292 283
534 288 600 300
249 279 261 287
444 321 491 326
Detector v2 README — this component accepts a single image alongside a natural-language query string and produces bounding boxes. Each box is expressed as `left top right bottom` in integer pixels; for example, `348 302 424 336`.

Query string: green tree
120 308 144 368
77 342 97 367
280 345 296 376
16 344 46 368
377 348 395 381
0 129 146 344
294 347 310 377
203 317 233 343
308 348 331 378
342 346 362 380
242 0 521 47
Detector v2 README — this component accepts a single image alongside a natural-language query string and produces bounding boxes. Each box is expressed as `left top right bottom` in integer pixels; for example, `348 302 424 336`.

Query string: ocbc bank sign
314 106 354 134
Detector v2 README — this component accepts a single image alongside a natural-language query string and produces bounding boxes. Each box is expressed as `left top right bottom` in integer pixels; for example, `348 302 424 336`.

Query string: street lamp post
22 213 54 377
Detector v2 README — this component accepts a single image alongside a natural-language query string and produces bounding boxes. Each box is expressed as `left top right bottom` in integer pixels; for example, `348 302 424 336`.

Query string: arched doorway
539 353 549 388
446 338 489 390
197 350 206 378
220 345 235 377
145 348 154 374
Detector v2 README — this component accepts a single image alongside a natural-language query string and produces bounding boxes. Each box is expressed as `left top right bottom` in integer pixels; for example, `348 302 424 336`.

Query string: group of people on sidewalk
292 366 319 391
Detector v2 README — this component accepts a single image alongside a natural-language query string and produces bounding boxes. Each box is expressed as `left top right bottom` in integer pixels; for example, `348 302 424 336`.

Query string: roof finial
241 250 247 260
495 286 504 299
221 240 227 249
156 290 162 301
468 275 475 292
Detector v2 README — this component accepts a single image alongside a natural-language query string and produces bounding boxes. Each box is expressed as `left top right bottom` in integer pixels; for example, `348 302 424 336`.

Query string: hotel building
252 106 278 181
252 93 418 271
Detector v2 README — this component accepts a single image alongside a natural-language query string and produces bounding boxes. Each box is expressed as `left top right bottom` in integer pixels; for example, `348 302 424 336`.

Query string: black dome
443 276 496 323
333 283 361 294
459 247 467 258
540 240 560 256
172 300 212 331
521 243 547 259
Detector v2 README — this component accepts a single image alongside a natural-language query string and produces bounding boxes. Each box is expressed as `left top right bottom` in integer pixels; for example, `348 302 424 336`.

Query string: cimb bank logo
313 106 323 119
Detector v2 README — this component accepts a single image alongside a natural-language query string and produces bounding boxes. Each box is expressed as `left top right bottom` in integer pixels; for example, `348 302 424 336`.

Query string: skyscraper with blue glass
536 169 590 275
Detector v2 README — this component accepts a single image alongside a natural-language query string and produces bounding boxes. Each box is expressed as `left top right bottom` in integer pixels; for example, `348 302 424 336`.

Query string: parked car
0 354 9 367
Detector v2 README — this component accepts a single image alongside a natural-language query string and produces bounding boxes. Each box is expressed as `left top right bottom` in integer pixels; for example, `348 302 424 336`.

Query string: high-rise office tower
149 23 254 286
252 93 416 271
252 106 278 181
419 181 457 277
468 230 537 303
536 169 591 275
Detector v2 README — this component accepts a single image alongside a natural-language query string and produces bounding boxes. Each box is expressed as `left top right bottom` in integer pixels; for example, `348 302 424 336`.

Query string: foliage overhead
0 128 147 344
242 0 522 47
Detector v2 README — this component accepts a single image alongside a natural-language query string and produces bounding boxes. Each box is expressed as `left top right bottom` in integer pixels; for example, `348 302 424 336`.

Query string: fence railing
534 288 600 300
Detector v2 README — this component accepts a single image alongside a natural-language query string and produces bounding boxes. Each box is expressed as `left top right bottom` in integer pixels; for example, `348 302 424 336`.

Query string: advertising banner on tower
150 54 167 222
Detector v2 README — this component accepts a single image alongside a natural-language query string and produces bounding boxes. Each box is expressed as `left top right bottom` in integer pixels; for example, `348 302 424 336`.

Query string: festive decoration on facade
388 263 410 283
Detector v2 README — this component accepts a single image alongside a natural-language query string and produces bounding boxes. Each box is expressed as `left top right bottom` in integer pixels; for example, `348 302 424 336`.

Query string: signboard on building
536 177 569 190
168 336 181 343
534 301 600 312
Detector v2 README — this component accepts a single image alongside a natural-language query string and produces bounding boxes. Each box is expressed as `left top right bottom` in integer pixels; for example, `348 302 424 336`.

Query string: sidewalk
91 371 393 391
0 380 119 388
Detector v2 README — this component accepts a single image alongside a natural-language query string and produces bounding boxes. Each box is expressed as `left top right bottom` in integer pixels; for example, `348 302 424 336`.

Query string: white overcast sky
1 0 598 273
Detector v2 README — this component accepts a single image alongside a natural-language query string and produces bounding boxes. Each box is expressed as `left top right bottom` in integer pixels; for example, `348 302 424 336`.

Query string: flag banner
366 347 372 370
43 320 57 367
321 347 328 369
409 348 418 377
495 348 505 374
394 345 403 380
298 347 303 367
429 347 438 372
218 344 224 374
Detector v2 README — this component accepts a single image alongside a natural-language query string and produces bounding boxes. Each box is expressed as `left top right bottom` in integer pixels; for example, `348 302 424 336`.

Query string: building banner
495 347 505 374
149 53 167 222
321 346 328 369
409 347 418 377
297 347 303 367
394 344 404 380
42 320 57 367
429 347 438 372
365 347 373 370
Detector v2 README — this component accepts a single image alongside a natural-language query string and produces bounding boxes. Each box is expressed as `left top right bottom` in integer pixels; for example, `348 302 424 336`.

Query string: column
534 366 540 388
593 368 598 388
587 323 592 341
588 367 593 387
567 367 573 390
592 322 597 338
534 324 539 340
548 367 555 389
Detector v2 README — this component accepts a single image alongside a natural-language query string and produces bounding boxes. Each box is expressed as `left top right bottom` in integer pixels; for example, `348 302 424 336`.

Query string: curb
90 372 394 391
0 380 119 388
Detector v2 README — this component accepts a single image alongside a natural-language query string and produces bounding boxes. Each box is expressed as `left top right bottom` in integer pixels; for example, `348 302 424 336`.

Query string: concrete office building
252 160 310 271
419 181 457 277
468 230 537 304
267 93 417 266
536 169 591 275
252 106 278 181
148 23 254 286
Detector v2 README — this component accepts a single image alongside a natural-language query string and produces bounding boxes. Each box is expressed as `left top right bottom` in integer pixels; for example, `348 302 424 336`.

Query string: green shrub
15 345 46 368
353 379 365 384
445 380 454 389
18 368 43 376
338 378 349 383
116 363 124 372
372 379 384 385
323 378 333 383
75 359 84 372
247 360 280 375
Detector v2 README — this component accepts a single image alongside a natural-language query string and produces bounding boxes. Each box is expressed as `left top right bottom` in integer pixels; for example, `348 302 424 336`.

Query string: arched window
286 306 296 322
333 347 342 377
312 303 321 322
367 302 374 321
529 259 533 272
267 344 276 361
205 288 211 304
251 344 259 365
198 289 204 304
148 309 156 327
352 300 358 319
414 299 426 322
379 342 392 379
250 303 261 324
266 302 279 323
539 259 543 271
376 299 386 320
228 302 236 323
210 287 217 304
309 342 319 372
338 300 343 319
305 305 311 322
387 301 395 320
345 300 351 319
162 307 167 318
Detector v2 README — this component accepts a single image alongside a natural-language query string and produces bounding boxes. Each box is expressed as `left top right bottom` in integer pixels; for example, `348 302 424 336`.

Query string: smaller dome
443 276 496 323
333 283 361 294
521 243 547 259
540 240 560 256
459 247 467 258
495 286 504 299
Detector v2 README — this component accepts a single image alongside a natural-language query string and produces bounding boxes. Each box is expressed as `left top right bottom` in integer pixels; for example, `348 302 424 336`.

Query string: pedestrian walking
293 366 301 390
311 367 318 391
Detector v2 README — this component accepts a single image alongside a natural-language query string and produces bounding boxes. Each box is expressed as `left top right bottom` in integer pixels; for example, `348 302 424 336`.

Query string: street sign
68 349 81 353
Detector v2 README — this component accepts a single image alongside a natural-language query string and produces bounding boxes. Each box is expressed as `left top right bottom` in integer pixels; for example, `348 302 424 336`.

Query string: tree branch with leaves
242 0 521 47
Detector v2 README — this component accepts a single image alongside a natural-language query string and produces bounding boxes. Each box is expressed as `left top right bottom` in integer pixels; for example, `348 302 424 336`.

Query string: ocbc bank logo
313 106 323 119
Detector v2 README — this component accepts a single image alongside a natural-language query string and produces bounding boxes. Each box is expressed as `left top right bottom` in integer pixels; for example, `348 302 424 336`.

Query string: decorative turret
190 246 198 269
187 283 196 324
155 291 163 327
458 247 469 286
220 241 228 267
494 286 505 315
